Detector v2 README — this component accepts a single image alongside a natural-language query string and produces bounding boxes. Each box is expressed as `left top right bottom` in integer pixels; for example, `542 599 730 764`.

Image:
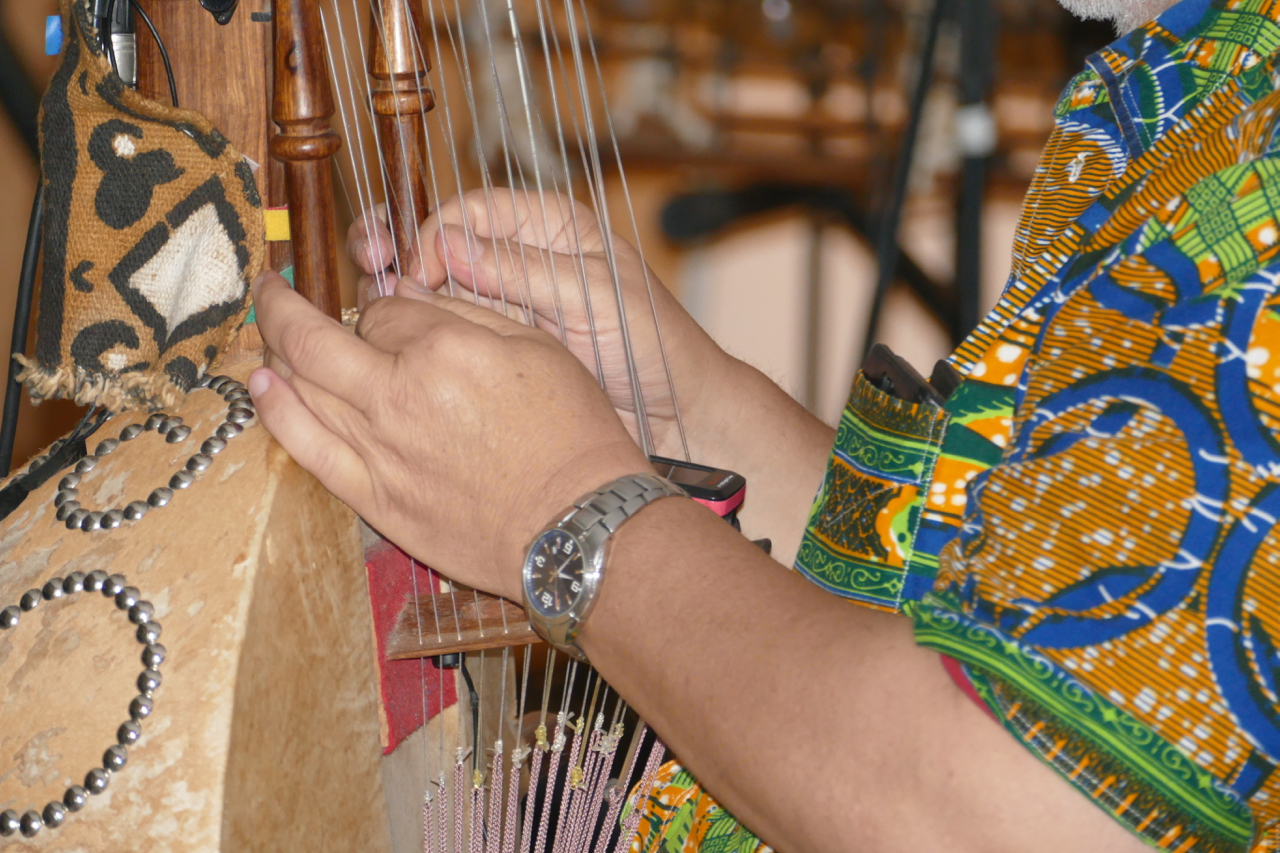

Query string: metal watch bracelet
523 473 686 661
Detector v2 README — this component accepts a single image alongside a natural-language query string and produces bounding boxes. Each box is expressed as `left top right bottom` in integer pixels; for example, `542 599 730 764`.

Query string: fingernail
247 369 271 399
399 275 428 294
443 225 483 264
251 271 267 294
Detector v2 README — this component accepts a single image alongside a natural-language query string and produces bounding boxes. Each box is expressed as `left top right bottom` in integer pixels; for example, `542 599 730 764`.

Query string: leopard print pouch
17 0 265 412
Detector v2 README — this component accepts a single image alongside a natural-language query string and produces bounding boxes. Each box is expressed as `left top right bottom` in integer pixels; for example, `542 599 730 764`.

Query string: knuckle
355 299 390 339
279 322 327 368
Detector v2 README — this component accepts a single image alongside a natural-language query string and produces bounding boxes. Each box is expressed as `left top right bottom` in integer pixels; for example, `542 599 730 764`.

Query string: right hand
347 189 727 459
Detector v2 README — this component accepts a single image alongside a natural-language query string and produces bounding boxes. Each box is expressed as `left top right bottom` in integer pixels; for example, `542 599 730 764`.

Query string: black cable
0 183 44 479
102 0 120 76
862 0 949 358
129 0 178 108
458 654 481 777
0 407 109 522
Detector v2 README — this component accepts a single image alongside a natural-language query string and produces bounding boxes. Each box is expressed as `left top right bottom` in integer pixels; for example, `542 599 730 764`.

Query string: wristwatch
522 473 686 662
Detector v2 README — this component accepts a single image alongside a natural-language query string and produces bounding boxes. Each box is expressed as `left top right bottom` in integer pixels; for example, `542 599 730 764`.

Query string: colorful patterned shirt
635 0 1280 850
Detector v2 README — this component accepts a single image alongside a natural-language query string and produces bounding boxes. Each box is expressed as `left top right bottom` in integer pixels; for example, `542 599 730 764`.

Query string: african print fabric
20 0 263 413
639 0 1280 849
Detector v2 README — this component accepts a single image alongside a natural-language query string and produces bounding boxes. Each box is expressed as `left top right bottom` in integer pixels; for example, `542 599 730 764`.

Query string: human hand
247 270 649 599
347 190 725 459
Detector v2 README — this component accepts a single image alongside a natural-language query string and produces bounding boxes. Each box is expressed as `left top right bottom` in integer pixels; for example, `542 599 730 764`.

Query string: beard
1057 0 1181 34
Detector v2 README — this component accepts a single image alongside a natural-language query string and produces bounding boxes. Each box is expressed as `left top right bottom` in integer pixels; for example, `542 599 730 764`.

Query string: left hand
247 270 650 599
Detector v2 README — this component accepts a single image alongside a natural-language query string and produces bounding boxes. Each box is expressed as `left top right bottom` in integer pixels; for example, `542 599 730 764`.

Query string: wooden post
369 0 433 273
271 0 343 320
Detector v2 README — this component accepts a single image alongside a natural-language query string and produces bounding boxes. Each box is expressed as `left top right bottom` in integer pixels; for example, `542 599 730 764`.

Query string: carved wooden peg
271 0 342 320
369 0 433 273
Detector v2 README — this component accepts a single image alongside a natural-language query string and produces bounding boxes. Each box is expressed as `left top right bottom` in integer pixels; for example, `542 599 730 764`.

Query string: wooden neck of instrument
369 0 434 275
271 0 343 320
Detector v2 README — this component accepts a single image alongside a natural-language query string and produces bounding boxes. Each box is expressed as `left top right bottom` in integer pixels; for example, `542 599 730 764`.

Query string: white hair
1058 0 1181 35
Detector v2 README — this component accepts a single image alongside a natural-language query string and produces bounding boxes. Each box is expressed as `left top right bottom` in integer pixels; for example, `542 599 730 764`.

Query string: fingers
358 272 400 309
414 224 595 329
253 270 385 408
347 208 397 274
356 291 530 355
247 367 372 508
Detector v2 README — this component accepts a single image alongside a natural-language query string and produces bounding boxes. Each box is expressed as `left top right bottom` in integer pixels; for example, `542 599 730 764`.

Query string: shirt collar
1057 0 1280 158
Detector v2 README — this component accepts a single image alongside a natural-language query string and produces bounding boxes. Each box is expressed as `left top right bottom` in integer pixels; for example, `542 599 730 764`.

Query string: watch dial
525 529 586 617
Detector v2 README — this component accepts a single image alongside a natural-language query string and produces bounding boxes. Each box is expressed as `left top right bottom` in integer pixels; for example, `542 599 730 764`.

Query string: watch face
525 529 587 618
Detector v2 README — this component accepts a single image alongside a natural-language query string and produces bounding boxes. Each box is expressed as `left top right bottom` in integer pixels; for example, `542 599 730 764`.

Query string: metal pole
862 0 948 358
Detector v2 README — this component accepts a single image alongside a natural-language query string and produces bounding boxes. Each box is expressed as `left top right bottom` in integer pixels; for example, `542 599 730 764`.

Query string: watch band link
526 473 686 662
562 473 687 536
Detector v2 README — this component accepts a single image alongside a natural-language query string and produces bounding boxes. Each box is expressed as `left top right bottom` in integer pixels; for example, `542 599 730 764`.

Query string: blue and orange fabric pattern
634 0 1280 849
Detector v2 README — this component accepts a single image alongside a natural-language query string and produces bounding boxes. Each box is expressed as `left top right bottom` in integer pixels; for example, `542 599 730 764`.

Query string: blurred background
0 0 1112 464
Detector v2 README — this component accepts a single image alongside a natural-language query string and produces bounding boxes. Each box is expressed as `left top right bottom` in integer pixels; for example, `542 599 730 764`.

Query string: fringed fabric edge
15 354 186 412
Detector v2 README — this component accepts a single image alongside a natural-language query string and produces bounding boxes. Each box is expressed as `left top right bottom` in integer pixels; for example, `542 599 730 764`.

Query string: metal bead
54 488 78 507
129 695 154 720
148 487 173 507
137 621 162 644
117 720 142 746
216 422 244 440
143 413 166 431
42 579 65 600
142 643 166 668
201 437 227 455
19 810 41 837
186 453 212 473
226 407 255 425
169 471 194 490
74 455 98 474
157 416 183 435
138 669 162 696
102 509 124 529
82 511 104 532
209 375 233 393
28 454 47 471
0 809 17 836
124 500 149 520
84 767 110 794
95 438 119 456
166 425 192 444
84 570 108 591
56 501 82 522
103 744 128 771
224 388 251 404
0 605 18 629
19 589 41 611
41 801 66 828
119 423 144 441
129 601 154 625
58 473 81 490
103 574 127 597
63 572 85 594
115 586 140 610
62 786 88 812
65 508 90 529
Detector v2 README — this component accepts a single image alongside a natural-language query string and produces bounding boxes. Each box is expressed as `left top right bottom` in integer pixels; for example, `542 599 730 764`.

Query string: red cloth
940 654 996 722
365 537 459 754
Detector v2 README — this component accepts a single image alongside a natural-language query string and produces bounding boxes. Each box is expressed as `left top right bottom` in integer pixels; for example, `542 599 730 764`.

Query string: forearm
579 498 1148 853
674 354 834 564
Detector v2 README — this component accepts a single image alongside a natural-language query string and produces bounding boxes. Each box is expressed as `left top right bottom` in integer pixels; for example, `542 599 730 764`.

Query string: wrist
503 439 651 600
653 347 751 462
